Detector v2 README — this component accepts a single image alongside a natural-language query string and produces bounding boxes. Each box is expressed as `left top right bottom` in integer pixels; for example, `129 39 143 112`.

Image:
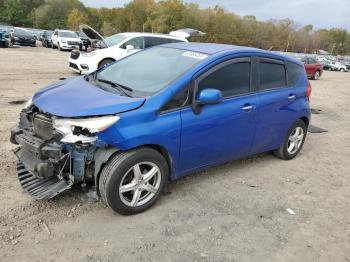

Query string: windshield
58 31 78 38
104 34 129 47
76 31 87 37
97 47 207 96
15 28 31 36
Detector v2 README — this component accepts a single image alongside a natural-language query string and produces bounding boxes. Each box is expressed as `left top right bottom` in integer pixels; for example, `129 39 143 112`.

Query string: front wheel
98 59 115 69
313 70 320 80
273 120 307 160
99 148 169 215
340 68 345 72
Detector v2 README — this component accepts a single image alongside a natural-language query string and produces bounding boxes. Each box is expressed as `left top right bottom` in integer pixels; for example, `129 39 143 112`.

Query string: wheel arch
299 116 309 128
98 57 116 68
94 144 173 196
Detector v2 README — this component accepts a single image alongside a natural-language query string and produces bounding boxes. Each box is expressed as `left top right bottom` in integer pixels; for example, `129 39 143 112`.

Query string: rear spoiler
169 28 205 39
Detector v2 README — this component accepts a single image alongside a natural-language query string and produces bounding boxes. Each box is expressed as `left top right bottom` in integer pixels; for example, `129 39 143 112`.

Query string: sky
80 0 350 30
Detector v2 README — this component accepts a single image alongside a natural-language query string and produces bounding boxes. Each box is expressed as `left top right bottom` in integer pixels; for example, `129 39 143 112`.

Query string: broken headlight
53 115 119 143
23 97 33 110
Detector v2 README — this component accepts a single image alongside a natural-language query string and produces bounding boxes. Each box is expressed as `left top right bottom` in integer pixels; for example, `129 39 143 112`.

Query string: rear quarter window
144 37 184 48
287 61 305 87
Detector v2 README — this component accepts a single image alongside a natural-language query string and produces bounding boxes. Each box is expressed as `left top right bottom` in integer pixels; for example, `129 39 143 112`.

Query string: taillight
306 81 312 101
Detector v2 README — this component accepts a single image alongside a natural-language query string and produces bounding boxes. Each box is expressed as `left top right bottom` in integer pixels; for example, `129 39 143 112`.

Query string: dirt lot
0 46 349 262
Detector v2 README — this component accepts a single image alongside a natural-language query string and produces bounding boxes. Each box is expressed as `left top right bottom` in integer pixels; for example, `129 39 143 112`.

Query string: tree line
1 0 349 55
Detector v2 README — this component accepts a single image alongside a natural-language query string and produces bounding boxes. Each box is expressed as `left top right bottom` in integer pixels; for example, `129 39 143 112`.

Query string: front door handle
241 104 254 112
288 94 296 101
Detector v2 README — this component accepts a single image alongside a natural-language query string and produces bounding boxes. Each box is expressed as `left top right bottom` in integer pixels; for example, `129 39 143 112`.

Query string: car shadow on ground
43 152 275 209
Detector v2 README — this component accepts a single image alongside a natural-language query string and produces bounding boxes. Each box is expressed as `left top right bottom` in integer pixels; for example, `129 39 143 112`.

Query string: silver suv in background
51 29 81 51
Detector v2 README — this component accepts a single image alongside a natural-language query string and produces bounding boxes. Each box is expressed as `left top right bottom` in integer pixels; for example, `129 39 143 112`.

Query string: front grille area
32 113 55 140
68 41 80 46
70 50 80 59
69 62 79 70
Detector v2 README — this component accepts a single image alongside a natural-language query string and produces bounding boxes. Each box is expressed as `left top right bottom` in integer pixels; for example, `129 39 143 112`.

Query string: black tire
273 119 307 160
51 43 55 49
58 44 63 51
99 148 169 215
98 58 115 69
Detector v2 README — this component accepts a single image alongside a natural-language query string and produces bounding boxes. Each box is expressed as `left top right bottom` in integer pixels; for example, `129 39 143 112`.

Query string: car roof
161 42 302 65
55 29 76 33
117 32 187 40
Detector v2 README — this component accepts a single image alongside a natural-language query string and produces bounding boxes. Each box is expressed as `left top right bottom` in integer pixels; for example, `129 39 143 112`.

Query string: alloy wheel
287 126 304 154
119 162 162 207
314 71 319 79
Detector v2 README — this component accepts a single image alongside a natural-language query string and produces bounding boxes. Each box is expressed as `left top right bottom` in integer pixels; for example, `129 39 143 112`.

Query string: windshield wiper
84 71 97 82
96 78 133 97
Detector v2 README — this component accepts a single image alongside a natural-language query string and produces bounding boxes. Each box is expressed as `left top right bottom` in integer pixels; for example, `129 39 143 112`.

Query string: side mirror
126 45 135 51
197 88 223 105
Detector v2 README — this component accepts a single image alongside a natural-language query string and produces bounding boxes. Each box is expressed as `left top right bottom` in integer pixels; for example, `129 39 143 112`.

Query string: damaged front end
10 104 119 200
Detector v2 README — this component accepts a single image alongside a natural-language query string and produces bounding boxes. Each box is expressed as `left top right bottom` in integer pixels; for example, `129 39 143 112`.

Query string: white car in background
51 29 82 51
68 25 204 74
330 61 348 72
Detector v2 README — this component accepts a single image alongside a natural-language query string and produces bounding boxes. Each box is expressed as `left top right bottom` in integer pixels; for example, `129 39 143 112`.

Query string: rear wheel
98 59 115 69
273 120 307 160
340 68 345 72
99 148 169 215
313 70 320 80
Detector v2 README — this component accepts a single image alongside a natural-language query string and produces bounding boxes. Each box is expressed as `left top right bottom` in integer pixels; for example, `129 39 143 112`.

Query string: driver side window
121 37 144 49
198 59 251 98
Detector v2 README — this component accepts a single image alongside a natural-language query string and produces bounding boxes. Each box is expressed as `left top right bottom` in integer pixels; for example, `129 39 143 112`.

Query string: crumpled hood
33 77 145 117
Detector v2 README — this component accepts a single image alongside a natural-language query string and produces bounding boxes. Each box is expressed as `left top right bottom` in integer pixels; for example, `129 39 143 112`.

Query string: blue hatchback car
11 43 311 215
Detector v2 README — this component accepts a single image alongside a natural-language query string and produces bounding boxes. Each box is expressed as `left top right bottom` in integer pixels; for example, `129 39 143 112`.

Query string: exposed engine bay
10 105 117 199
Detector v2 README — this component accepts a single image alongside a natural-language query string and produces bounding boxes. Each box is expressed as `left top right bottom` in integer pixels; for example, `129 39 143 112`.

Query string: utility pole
331 43 336 55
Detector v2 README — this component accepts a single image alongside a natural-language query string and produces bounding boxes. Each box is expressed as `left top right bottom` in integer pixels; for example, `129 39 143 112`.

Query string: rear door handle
241 104 255 112
288 94 296 101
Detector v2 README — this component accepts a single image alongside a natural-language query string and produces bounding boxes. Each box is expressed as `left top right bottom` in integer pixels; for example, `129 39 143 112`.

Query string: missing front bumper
17 161 72 200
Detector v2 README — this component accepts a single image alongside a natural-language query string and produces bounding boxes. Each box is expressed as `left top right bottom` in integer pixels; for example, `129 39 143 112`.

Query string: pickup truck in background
300 57 324 80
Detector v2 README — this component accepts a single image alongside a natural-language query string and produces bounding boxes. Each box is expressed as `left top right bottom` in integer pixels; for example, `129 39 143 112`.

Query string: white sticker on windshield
182 51 208 60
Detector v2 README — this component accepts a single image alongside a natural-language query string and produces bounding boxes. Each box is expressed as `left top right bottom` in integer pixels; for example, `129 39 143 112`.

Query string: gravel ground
0 46 349 262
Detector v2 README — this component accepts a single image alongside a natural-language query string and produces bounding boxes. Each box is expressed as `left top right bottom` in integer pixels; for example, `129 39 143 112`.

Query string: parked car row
322 61 349 72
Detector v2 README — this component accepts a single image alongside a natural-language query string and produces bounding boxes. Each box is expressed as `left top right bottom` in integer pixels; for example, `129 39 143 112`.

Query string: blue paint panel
33 77 145 117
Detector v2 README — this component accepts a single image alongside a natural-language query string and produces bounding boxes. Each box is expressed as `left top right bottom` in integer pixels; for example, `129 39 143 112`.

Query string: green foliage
0 0 349 55
32 0 86 29
0 0 43 26
67 8 89 31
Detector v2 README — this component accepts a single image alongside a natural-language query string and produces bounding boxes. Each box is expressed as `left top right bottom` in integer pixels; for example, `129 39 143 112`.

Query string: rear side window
259 62 286 90
198 61 251 98
122 37 144 49
308 58 317 64
287 61 305 87
144 37 183 48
